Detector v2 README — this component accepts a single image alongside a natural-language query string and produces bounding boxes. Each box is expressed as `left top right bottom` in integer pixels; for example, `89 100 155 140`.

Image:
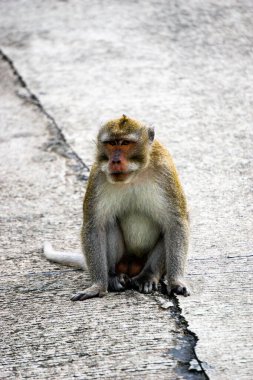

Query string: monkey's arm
152 143 190 296
71 226 108 301
165 220 190 296
131 238 165 293
162 157 190 296
71 169 108 301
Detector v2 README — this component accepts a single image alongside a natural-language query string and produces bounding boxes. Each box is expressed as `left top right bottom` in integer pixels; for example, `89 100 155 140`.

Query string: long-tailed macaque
43 115 190 300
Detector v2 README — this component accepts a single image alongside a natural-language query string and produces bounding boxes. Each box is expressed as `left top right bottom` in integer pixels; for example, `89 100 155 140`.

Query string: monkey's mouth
110 171 130 182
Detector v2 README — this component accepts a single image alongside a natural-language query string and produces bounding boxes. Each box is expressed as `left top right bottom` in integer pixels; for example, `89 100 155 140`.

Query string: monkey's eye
107 141 117 146
121 140 131 145
98 153 108 161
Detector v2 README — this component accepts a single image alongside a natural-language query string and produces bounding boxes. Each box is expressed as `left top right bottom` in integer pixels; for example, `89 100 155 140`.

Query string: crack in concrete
1 48 209 379
171 294 210 379
0 48 90 181
158 282 210 379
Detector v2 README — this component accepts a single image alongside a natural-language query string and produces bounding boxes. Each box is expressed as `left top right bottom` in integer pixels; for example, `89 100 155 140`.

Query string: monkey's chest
120 213 160 256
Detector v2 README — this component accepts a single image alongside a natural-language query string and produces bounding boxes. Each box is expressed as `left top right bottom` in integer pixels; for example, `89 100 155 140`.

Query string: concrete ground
0 1 252 379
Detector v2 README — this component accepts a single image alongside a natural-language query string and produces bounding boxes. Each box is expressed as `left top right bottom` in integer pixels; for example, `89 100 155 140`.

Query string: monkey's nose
112 159 121 164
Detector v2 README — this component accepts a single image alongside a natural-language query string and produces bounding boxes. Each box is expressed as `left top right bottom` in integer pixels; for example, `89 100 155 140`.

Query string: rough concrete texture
0 0 252 379
0 57 200 380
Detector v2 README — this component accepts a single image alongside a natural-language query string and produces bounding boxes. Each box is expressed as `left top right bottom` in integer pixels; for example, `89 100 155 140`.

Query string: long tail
43 242 86 269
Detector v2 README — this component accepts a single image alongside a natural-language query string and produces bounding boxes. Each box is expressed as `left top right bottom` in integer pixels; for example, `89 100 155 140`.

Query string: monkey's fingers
71 285 107 301
119 273 129 285
108 275 125 292
142 280 159 294
132 277 159 294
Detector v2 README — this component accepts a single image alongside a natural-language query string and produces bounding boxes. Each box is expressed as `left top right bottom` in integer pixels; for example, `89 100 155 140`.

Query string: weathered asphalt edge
0 48 209 379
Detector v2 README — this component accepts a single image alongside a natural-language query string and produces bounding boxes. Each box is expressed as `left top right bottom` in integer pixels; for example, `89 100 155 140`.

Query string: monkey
43 115 190 301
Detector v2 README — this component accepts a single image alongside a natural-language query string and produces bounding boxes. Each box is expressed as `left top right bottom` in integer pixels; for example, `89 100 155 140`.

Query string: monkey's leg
131 239 165 294
71 226 108 301
165 221 190 297
106 221 126 292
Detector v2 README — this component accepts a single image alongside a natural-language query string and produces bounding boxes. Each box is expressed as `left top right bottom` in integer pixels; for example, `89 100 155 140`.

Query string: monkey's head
97 115 155 184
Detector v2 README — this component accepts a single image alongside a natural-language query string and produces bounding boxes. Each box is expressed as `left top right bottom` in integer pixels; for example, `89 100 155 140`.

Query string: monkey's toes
169 284 190 297
71 285 106 301
71 292 96 301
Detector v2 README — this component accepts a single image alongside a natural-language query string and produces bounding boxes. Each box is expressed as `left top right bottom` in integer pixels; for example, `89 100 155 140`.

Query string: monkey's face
97 116 155 184
98 138 146 184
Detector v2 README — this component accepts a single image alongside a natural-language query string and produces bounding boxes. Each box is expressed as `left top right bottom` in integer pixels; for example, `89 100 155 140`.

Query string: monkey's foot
108 273 126 292
167 280 190 297
131 274 159 294
71 284 107 301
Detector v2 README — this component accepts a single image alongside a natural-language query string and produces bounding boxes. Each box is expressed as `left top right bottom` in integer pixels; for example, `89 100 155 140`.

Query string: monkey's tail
43 242 87 270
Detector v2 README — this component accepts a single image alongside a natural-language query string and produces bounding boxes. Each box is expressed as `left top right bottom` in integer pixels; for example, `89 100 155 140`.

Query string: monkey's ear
148 127 155 142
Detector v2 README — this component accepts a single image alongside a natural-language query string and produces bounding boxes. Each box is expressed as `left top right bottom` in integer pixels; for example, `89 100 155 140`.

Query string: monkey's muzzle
110 172 130 182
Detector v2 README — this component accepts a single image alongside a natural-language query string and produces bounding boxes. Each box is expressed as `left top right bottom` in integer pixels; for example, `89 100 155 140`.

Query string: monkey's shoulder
151 140 176 169
150 140 182 184
151 140 188 217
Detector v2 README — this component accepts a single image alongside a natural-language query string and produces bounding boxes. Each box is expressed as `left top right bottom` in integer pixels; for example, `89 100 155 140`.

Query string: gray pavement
0 56 195 380
0 1 253 379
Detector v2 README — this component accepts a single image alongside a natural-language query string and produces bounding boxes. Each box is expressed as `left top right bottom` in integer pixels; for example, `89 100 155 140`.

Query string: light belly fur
120 213 160 256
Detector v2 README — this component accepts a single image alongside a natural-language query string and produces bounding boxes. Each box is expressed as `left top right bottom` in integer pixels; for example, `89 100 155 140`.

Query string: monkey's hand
167 279 190 297
131 273 159 294
108 273 127 292
71 284 107 301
